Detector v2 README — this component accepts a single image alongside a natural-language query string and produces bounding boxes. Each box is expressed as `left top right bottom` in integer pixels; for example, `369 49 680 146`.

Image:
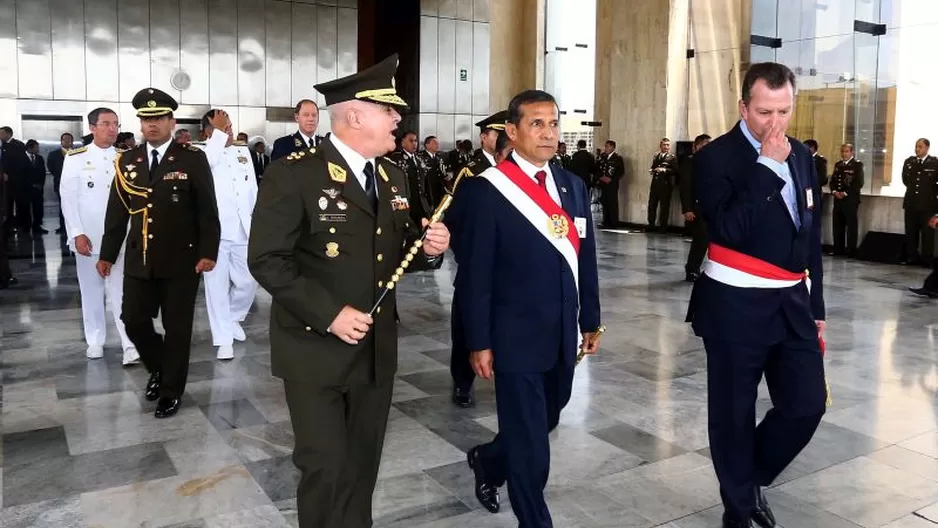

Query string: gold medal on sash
547 213 569 239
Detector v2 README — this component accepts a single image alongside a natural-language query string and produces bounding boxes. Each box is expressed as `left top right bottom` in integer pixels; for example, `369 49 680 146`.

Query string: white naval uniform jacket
193 130 259 242
60 143 125 256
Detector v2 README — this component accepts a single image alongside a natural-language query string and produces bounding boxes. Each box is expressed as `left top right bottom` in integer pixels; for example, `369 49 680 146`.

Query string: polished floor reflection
3 229 938 528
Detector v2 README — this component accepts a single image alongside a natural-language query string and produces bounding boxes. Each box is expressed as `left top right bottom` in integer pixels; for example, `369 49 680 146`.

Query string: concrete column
594 0 750 226
489 0 545 112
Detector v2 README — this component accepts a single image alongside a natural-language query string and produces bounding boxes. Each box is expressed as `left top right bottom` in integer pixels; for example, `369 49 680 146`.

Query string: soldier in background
419 135 447 205
195 109 259 361
60 107 138 365
47 132 73 235
271 99 323 160
901 138 938 266
472 111 508 173
389 131 432 228
174 129 191 145
98 87 220 419
804 139 828 222
680 134 711 282
828 143 864 258
552 141 572 169
598 140 625 228
647 137 678 232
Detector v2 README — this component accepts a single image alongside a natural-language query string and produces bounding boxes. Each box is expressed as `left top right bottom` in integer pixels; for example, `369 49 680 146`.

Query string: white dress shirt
330 134 378 198
147 140 172 166
512 153 561 205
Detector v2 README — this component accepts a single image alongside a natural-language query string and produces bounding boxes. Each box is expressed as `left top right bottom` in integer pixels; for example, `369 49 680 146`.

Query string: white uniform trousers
75 252 134 350
204 240 257 346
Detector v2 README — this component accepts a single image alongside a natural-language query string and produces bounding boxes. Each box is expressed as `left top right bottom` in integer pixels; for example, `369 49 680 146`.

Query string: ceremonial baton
367 168 471 317
575 324 607 365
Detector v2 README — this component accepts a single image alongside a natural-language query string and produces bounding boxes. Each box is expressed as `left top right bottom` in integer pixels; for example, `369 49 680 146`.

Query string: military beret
314 54 409 109
132 87 178 118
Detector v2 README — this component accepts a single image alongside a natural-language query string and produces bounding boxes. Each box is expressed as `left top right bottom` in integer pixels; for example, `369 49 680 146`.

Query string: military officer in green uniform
247 54 451 528
469 110 508 174
98 88 221 419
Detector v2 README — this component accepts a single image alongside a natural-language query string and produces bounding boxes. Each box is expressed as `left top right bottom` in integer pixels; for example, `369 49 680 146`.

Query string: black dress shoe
452 387 475 408
909 286 938 298
145 371 161 401
752 488 777 528
722 512 753 528
154 397 181 418
467 446 500 513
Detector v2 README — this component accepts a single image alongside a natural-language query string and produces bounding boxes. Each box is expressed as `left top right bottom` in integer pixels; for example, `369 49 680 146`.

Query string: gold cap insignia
147 100 156 108
328 163 347 183
325 242 339 258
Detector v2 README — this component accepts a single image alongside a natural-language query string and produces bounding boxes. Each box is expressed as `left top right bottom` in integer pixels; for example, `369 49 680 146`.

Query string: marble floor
3 228 938 528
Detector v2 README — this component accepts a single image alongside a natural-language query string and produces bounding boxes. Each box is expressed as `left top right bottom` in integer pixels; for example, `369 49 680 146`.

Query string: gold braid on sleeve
112 152 152 265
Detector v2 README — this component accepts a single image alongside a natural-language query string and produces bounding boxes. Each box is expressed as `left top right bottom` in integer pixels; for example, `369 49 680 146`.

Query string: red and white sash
703 243 811 292
479 160 581 294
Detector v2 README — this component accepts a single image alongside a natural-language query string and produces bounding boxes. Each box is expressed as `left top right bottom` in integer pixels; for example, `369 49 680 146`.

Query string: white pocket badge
806 188 814 209
574 217 587 238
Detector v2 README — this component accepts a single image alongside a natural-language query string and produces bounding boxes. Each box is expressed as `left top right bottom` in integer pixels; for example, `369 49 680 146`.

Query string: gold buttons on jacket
329 227 336 234
378 281 384 288
377 307 382 314
305 326 312 332
148 218 153 223
377 254 383 262
148 234 153 239
376 227 382 235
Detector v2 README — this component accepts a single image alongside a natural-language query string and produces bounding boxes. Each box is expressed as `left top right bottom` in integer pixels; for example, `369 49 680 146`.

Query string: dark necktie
150 149 159 174
363 161 377 212
535 170 548 191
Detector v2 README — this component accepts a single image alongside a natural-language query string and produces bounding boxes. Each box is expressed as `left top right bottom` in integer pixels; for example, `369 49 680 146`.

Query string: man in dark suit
455 90 601 526
25 140 48 234
271 99 323 161
418 135 447 206
803 139 827 223
248 55 450 528
0 145 15 288
680 133 711 281
648 137 678 231
597 139 625 227
568 139 596 189
47 132 72 234
0 127 30 233
901 138 938 265
98 87 220 419
250 140 270 183
687 62 827 528
828 143 864 258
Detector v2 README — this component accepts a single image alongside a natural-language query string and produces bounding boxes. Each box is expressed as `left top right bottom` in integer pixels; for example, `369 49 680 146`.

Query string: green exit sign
459 69 468 82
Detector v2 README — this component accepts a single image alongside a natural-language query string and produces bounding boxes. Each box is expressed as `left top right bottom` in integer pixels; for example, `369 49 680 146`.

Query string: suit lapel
554 168 579 218
319 138 375 218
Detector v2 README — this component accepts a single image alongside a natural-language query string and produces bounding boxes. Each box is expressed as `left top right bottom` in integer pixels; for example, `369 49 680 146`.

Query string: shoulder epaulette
67 146 88 156
184 143 202 151
190 141 206 146
233 140 247 146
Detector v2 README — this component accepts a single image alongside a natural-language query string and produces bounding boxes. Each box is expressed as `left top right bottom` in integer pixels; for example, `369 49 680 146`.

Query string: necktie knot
535 170 547 190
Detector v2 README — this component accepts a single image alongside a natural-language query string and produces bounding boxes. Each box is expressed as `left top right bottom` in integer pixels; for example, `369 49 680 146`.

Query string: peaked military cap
476 110 508 132
132 88 178 118
314 54 409 109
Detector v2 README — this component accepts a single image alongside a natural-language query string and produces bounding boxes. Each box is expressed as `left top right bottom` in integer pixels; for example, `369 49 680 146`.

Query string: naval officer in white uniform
195 109 258 360
60 107 139 365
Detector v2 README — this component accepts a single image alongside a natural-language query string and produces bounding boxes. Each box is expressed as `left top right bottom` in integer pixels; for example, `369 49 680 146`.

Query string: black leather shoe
145 372 161 401
467 446 500 513
722 512 753 528
154 397 181 418
452 387 475 408
909 287 938 298
752 488 776 528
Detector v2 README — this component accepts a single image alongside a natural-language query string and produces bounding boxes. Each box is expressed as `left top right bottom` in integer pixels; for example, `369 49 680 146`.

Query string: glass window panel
812 0 857 37
750 45 776 64
855 0 883 23
752 0 778 37
853 32 879 194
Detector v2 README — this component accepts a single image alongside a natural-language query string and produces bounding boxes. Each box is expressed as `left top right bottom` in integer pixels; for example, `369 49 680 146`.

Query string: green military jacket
248 136 431 385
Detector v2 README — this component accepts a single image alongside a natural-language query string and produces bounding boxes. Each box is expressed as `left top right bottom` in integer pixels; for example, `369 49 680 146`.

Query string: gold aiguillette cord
112 152 151 265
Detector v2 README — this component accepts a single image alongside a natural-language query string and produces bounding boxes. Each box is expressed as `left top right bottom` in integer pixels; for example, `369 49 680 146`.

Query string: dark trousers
832 201 859 256
284 379 393 528
647 180 673 229
54 188 65 229
922 259 938 292
122 274 200 398
0 221 10 280
904 209 934 264
478 357 574 527
12 183 32 230
685 217 708 275
30 185 43 229
704 337 826 519
449 293 475 392
600 183 619 227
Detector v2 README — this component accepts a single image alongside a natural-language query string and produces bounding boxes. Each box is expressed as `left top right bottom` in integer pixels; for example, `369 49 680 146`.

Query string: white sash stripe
702 259 811 293
480 167 580 296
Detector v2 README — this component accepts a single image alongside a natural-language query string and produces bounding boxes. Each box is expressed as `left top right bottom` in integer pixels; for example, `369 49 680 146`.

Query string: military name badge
319 213 346 222
328 163 347 183
391 195 410 211
548 213 569 239
574 216 587 238
319 196 328 210
325 242 339 258
806 188 814 209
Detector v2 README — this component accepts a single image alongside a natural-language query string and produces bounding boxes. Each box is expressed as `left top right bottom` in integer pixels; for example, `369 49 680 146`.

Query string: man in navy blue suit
270 99 323 161
686 62 827 528
453 90 602 527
